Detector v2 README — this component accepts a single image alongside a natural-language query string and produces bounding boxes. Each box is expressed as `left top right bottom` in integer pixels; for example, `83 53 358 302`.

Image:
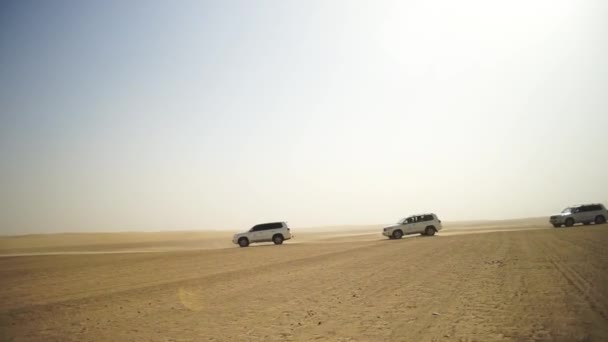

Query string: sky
1 0 607 234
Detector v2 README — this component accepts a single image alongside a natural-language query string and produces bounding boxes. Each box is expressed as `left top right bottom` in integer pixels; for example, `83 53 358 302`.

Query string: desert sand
1 219 607 341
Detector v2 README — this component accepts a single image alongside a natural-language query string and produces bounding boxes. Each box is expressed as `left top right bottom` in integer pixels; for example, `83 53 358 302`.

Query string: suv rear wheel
425 227 436 236
596 215 606 224
565 218 574 227
238 237 249 248
392 230 403 239
273 234 284 245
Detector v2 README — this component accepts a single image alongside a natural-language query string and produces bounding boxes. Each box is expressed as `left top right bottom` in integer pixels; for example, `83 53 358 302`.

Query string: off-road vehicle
550 204 607 228
382 213 442 239
232 222 292 247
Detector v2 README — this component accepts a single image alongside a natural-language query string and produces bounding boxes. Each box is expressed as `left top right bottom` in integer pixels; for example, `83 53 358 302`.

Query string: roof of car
570 203 603 207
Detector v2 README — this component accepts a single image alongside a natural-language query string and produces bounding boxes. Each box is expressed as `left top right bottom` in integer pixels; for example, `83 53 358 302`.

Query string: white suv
549 204 607 228
382 213 443 239
232 222 293 247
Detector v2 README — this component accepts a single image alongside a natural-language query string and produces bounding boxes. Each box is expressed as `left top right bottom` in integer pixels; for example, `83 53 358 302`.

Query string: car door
420 215 432 232
585 205 599 222
571 207 583 223
262 224 277 241
260 224 275 241
249 225 264 242
404 217 417 234
415 215 427 233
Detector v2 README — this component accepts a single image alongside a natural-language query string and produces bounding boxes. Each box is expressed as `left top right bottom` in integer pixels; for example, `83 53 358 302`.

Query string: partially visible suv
550 203 607 228
382 213 442 239
232 222 292 247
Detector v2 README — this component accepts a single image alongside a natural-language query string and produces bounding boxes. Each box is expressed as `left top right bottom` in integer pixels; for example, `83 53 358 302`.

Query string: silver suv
382 213 443 239
550 203 607 228
232 222 292 247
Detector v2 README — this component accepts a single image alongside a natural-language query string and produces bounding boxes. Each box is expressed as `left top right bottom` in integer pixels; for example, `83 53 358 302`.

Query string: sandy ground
1 220 607 341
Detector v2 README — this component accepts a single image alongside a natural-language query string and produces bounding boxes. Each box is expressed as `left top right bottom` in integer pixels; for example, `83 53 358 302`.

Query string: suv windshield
397 218 407 224
561 208 573 214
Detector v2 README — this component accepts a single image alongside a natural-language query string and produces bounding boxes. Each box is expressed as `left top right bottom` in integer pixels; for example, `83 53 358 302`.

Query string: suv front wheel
391 230 403 239
238 237 249 248
565 218 575 227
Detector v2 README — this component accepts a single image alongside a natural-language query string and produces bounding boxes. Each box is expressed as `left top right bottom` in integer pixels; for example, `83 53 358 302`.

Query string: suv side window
251 223 282 232
259 222 282 230
269 222 283 230
423 215 434 221
589 205 601 211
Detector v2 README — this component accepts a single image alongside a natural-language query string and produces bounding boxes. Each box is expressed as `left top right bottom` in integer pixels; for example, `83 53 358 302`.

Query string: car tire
273 234 284 245
425 227 436 236
392 230 403 239
552 224 561 228
565 218 574 227
595 215 606 224
238 237 249 248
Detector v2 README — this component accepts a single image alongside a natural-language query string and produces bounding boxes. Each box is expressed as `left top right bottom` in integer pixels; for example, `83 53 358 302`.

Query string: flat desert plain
1 219 608 341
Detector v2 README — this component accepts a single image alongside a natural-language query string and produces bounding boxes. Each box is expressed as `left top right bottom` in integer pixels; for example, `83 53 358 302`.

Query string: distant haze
1 0 607 234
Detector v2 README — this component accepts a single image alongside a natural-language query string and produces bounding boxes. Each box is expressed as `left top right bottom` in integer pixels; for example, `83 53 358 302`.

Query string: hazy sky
1 0 607 234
